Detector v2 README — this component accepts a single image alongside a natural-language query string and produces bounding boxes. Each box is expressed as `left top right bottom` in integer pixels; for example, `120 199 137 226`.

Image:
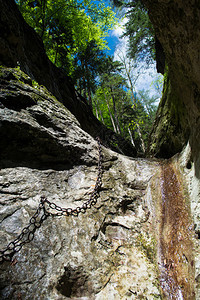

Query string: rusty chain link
0 138 103 264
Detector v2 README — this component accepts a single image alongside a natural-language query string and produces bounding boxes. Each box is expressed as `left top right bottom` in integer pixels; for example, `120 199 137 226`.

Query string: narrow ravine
158 162 195 299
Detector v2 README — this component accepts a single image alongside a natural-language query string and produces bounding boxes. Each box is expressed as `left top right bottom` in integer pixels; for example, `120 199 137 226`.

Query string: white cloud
111 17 128 38
135 65 161 97
114 38 128 61
111 19 163 99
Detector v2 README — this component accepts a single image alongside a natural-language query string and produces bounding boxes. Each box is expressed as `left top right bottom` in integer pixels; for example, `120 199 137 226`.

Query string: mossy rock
148 71 190 158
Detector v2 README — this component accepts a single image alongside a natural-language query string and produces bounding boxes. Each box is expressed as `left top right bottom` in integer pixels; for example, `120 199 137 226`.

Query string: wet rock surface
159 163 194 299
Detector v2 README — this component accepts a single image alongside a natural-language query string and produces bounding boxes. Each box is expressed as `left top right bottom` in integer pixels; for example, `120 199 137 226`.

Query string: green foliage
119 0 155 65
15 0 117 75
72 41 106 100
125 1 154 63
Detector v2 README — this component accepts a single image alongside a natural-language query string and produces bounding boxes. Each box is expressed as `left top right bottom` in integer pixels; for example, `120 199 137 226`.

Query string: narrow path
158 162 195 299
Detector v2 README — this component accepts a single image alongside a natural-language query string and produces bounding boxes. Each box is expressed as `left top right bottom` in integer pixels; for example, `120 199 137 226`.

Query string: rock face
0 67 96 170
148 72 190 158
142 3 200 294
145 0 200 163
0 67 162 299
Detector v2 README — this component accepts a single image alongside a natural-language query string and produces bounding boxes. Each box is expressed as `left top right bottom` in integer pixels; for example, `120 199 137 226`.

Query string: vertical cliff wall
145 0 200 164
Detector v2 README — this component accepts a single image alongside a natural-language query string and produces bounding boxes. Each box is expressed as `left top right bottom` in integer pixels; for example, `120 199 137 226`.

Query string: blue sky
105 30 119 55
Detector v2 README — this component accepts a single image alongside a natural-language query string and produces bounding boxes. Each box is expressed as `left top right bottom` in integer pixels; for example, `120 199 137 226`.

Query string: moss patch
136 232 157 263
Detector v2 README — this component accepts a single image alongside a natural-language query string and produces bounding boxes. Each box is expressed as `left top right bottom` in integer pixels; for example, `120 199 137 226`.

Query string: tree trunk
40 0 46 38
121 65 145 152
136 123 145 153
103 89 117 133
54 44 58 65
85 64 93 108
80 58 87 99
110 86 121 135
87 86 93 108
116 52 146 151
94 98 105 125
93 100 99 119
128 126 136 148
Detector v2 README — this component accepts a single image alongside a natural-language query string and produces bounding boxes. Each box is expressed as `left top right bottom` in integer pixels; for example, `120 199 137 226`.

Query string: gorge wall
0 66 198 299
145 0 200 165
0 0 200 299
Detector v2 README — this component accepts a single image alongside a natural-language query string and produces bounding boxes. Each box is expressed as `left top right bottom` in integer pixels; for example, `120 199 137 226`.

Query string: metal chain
0 138 103 264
